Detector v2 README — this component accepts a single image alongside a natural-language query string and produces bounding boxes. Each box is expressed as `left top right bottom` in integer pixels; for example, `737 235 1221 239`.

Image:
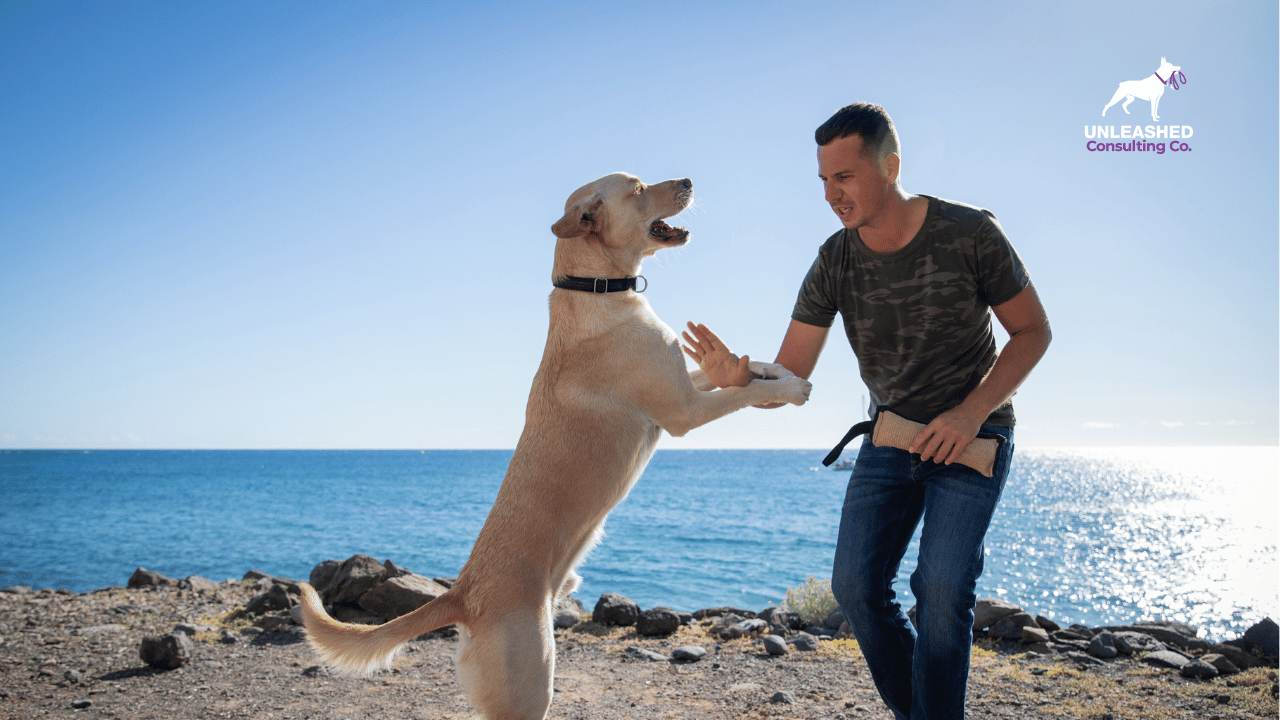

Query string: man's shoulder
923 194 999 229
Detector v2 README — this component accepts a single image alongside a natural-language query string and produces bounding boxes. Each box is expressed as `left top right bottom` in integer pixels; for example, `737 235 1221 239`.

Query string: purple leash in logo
1155 70 1187 89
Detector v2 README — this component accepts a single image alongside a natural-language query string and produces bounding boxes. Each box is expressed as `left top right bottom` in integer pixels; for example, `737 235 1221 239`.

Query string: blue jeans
831 425 1014 720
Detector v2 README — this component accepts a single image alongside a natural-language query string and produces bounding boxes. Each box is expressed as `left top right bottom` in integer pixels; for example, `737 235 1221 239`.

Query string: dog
1102 57 1182 122
298 172 812 719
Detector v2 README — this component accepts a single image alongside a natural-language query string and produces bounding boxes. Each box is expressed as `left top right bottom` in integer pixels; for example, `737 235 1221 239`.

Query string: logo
1086 57 1191 155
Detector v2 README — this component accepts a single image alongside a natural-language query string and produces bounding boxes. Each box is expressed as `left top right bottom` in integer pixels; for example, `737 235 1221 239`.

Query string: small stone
623 645 667 662
635 608 681 637
62 669 82 684
593 593 641 627
302 665 328 677
71 700 92 709
762 635 789 656
769 691 796 704
552 608 580 629
672 646 706 662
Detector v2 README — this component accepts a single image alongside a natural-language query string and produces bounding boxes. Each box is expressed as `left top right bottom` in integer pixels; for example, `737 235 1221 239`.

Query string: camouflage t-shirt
791 195 1030 427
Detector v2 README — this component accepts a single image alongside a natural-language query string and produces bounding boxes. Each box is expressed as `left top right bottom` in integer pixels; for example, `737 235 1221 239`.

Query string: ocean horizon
2 446 1275 642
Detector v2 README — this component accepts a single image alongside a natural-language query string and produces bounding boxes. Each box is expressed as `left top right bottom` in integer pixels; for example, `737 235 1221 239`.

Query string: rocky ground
1 572 1276 720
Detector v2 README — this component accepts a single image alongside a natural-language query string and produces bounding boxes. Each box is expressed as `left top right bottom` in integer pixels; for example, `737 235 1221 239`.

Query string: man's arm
911 282 1052 464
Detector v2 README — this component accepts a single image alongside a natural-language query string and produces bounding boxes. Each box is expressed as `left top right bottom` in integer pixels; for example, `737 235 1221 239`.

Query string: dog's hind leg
456 604 555 720
1102 88 1126 116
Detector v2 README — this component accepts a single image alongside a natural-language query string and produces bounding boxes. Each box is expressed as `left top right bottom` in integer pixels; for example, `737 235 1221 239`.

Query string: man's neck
857 191 928 254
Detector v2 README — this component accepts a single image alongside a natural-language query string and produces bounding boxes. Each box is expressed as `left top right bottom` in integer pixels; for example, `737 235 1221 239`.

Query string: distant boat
831 459 854 471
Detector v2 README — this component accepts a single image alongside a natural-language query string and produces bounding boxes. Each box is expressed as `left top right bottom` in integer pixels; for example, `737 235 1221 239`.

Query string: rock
1180 659 1219 679
240 584 295 616
1035 615 1060 632
433 576 457 589
636 608 681 637
319 555 387 606
824 609 846 629
180 575 217 593
1088 631 1119 659
1105 621 1200 649
71 700 92 709
623 645 668 662
1021 626 1050 644
381 559 412 579
762 635 789 656
1112 631 1165 655
1201 653 1240 675
254 614 295 632
1065 651 1105 668
1210 643 1263 669
770 691 796 704
63 669 83 684
358 574 449 620
672 646 706 662
139 632 194 670
760 607 804 630
593 593 641 627
729 683 763 692
1142 650 1191 669
172 623 214 637
553 608 580 629
308 560 342 593
715 618 769 640
693 606 756 620
78 624 126 638
989 612 1038 640
127 568 172 589
973 597 1022 631
1243 618 1279 658
302 665 329 677
789 632 820 651
1 585 32 594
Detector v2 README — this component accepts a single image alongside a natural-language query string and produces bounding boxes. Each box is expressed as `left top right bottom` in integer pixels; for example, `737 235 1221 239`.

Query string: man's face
817 134 894 230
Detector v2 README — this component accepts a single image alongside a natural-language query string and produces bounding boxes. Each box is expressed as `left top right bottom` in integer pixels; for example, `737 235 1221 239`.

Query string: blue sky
2 0 1276 449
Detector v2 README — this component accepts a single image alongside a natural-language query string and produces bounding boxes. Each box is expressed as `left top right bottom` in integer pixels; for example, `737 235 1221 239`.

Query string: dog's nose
679 178 692 190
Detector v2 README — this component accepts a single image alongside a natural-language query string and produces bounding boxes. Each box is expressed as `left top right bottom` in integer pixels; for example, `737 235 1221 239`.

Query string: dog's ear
551 195 604 238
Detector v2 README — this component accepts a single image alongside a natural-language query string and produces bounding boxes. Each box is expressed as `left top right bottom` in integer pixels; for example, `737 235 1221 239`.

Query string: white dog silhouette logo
1102 58 1186 122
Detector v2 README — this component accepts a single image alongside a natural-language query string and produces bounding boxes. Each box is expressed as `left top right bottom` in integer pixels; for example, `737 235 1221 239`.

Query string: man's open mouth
649 218 689 242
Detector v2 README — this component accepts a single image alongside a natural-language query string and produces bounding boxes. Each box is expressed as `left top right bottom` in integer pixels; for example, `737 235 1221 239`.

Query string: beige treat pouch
822 409 1002 477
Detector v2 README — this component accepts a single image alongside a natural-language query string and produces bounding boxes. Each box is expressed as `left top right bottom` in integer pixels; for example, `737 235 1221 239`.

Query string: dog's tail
298 582 464 676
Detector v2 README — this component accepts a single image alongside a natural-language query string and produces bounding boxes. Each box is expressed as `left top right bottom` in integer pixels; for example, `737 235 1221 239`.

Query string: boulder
989 612 1038 640
240 584 295 616
1021 626 1050 644
635 608 681 637
181 575 217 593
1035 615 1060 632
1112 631 1165 655
593 593 640 627
139 632 194 670
1142 650 1191 669
308 560 342 593
714 618 769 640
321 555 387 606
824 609 846 630
1180 659 1219 679
553 608 580 629
973 597 1022 631
128 568 172 589
358 574 449 620
759 607 804 630
693 606 756 620
1243 618 1278 658
1210 642 1264 670
1201 653 1241 675
1088 631 1119 659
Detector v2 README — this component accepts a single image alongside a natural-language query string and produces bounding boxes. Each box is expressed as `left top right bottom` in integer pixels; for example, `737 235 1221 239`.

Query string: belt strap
823 408 1005 477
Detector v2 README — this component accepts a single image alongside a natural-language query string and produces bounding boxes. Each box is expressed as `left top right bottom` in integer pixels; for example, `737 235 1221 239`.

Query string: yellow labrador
298 172 811 720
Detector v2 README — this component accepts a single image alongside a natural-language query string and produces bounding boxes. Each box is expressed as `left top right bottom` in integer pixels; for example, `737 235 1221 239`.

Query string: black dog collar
553 275 647 293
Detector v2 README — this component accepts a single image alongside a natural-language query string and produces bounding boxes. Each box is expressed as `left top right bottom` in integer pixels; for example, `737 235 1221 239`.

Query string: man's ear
551 195 604 238
882 152 901 185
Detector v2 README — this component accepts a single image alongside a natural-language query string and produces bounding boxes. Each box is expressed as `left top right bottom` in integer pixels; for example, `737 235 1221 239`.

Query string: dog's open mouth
649 218 689 243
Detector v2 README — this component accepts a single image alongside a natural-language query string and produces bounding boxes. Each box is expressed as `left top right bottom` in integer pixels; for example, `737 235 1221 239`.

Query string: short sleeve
974 212 1030 308
790 232 843 328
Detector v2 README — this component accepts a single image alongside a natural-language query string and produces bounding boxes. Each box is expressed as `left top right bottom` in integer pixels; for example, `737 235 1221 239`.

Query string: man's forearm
955 323 1052 422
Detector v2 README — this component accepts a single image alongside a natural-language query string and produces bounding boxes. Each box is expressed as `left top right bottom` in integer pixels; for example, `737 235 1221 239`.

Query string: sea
1 447 1275 642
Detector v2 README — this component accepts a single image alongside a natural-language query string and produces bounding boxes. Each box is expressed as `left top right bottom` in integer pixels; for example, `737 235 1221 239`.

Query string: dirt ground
1 582 1275 720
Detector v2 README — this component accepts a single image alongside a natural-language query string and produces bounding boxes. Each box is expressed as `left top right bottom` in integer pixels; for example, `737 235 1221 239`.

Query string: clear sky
2 0 1276 449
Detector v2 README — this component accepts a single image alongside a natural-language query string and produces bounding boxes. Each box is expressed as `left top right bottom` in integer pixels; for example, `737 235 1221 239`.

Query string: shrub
782 575 839 625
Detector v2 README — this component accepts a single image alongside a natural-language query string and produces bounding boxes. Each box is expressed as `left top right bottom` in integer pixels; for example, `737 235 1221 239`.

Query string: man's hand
909 405 985 465
681 322 752 388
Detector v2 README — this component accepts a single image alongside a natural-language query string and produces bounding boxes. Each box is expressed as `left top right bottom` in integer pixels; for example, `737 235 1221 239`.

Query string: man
682 102 1051 720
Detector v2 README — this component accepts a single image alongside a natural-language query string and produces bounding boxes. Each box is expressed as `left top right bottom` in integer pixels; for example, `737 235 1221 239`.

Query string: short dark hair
814 102 899 160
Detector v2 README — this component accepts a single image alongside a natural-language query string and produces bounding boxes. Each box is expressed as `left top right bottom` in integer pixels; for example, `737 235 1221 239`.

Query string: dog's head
550 173 693 274
1158 57 1181 75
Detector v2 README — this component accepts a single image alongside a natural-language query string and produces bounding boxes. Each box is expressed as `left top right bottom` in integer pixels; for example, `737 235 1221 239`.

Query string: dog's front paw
778 377 812 406
748 360 798 380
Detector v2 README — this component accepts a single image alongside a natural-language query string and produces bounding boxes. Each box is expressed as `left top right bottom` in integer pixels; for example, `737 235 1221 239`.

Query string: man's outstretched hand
682 322 752 388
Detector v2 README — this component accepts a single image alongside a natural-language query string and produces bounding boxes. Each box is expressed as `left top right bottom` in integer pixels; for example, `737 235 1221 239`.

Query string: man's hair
814 102 900 160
